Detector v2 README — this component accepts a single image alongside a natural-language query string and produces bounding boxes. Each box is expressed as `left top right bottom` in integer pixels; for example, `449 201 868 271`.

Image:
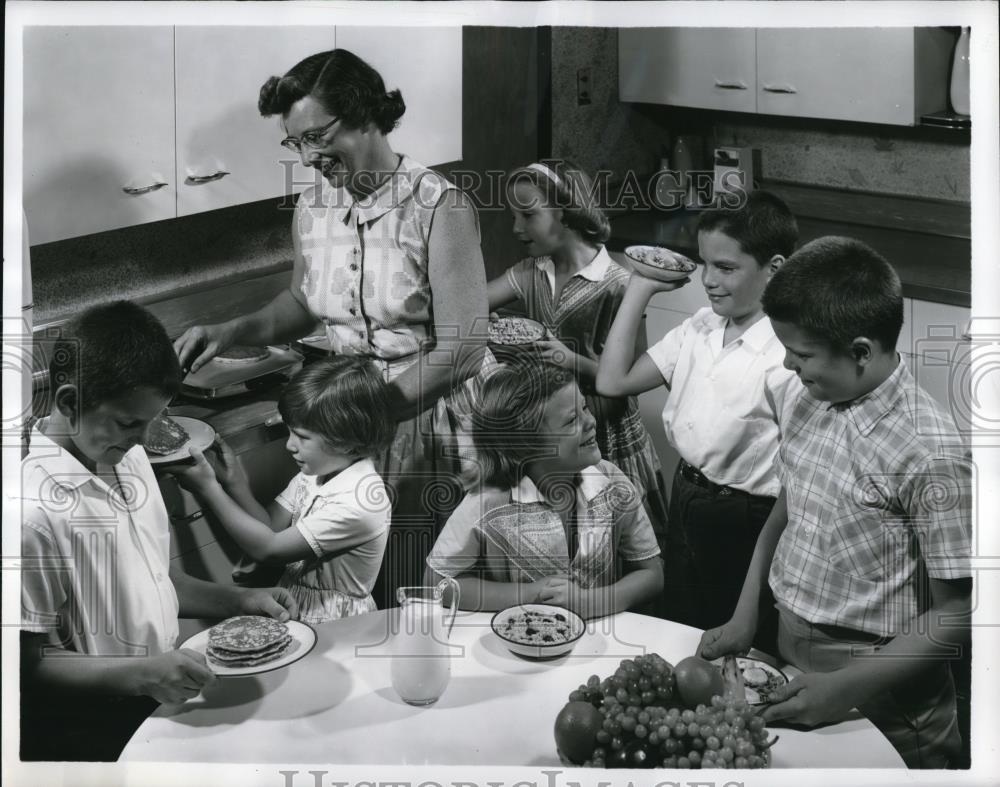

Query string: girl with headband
484 159 669 592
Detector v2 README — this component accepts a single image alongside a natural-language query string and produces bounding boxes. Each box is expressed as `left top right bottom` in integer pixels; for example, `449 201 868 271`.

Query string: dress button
349 307 357 316
350 263 358 271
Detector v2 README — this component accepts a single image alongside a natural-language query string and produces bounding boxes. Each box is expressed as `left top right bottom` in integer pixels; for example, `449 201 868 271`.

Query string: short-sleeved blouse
276 458 391 622
296 154 459 367
426 460 660 589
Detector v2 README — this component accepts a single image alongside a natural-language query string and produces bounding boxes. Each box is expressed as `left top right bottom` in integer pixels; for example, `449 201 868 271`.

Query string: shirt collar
533 246 612 287
838 356 910 435
511 464 610 505
327 154 416 226
24 420 117 493
304 456 377 496
704 311 776 353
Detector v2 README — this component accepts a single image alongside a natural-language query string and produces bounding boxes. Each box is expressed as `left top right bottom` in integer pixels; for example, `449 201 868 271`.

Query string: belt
678 458 766 499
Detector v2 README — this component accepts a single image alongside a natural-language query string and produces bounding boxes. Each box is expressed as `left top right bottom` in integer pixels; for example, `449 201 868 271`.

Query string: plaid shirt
769 359 972 637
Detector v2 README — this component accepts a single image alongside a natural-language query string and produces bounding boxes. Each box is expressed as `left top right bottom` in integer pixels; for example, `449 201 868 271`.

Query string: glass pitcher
390 577 460 706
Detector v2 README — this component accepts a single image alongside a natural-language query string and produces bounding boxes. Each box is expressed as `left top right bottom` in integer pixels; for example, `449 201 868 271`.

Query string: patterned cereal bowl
491 604 585 660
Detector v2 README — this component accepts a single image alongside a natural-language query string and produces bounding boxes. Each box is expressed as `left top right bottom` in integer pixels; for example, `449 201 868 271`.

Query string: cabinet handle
122 181 168 195
186 170 230 185
714 80 748 91
762 84 798 94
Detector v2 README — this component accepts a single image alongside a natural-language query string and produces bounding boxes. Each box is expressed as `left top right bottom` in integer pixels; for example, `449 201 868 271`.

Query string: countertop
606 182 971 308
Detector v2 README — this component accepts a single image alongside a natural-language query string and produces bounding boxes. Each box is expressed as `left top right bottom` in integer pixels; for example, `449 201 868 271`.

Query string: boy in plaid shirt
699 237 971 768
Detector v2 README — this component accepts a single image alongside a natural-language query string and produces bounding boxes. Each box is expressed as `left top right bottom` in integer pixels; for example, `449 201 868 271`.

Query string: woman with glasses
174 49 488 608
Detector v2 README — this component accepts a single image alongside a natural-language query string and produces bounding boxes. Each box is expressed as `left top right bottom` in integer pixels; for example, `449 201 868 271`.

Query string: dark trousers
662 464 778 652
21 682 158 761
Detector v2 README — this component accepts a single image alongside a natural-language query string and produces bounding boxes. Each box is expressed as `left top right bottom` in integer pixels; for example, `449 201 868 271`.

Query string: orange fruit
673 656 726 709
554 700 603 764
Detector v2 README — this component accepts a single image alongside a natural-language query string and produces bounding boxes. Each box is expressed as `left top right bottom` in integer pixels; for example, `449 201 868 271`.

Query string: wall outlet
576 67 591 106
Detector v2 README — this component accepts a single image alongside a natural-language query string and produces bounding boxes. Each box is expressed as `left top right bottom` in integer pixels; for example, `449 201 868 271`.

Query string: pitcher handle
438 576 460 637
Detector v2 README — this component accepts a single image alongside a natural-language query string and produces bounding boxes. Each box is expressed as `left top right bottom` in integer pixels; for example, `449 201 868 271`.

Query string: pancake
142 414 190 455
207 634 293 667
214 345 270 365
207 615 289 652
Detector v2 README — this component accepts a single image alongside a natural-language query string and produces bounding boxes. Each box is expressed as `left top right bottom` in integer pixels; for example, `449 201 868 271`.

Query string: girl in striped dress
485 160 669 552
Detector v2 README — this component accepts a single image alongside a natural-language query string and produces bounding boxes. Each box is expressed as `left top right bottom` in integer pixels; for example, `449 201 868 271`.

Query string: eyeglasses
280 117 339 153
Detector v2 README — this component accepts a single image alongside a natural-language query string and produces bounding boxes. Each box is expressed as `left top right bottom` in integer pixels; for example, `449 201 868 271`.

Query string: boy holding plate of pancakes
18 301 298 761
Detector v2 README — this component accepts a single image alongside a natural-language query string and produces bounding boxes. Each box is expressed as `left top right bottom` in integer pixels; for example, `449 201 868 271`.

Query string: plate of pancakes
143 413 215 465
180 615 316 677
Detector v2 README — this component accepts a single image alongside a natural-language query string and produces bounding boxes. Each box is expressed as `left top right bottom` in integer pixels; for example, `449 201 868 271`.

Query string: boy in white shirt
19 301 297 760
597 192 800 635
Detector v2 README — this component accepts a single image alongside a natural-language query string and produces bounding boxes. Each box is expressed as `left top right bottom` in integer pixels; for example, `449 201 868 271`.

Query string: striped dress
504 248 669 538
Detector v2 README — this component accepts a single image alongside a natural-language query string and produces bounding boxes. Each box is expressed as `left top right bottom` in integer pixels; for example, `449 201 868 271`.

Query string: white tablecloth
121 610 904 767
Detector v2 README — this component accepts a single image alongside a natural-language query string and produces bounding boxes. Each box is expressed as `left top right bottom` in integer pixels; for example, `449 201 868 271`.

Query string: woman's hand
697 615 756 660
760 670 860 728
237 586 299 622
173 322 239 374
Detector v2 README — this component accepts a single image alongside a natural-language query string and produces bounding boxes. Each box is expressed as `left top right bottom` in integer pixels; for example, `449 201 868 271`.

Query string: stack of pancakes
206 615 292 668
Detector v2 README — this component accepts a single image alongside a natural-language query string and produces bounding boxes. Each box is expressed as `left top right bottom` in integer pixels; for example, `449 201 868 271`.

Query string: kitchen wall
29 196 294 326
549 27 971 203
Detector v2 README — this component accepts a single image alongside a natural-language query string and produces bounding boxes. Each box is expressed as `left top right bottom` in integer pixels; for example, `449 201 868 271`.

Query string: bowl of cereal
488 316 546 347
625 244 697 283
491 604 585 660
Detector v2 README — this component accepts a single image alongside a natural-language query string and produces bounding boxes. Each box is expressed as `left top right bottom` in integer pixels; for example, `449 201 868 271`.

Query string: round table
121 610 904 767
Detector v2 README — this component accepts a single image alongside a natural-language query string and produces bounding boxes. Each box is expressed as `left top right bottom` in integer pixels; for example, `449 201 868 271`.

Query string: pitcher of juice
390 578 460 706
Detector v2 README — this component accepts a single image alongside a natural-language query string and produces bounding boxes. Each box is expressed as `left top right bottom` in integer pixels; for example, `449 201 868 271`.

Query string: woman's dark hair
507 159 611 245
471 358 575 488
278 356 395 458
258 48 405 134
762 236 904 352
697 190 798 266
49 300 181 412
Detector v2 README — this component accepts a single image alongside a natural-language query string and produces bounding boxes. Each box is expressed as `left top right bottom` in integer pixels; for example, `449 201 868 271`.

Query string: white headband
526 162 562 187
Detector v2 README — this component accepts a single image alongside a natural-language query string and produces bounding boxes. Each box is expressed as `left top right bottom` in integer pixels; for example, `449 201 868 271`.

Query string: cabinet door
619 29 756 113
757 28 931 125
175 27 339 217
335 27 462 165
23 27 176 245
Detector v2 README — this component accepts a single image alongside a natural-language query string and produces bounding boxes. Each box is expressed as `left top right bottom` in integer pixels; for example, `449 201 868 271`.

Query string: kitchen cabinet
23 27 176 245
335 27 463 166
25 26 463 244
619 27 953 126
756 28 953 125
618 28 757 113
174 27 340 217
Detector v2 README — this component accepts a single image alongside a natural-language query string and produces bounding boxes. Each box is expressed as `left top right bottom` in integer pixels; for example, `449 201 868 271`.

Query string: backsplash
550 27 971 203
30 196 294 325
550 27 664 179
715 120 970 202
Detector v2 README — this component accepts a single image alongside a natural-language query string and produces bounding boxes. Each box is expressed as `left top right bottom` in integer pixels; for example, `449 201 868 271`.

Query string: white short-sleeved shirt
19 423 179 656
426 460 661 589
645 308 801 497
275 458 391 621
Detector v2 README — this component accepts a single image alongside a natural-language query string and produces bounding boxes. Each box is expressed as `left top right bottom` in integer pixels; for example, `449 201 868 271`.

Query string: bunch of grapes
566 654 776 769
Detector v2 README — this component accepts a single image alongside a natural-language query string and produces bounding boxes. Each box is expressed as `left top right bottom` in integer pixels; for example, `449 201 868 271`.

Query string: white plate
145 416 216 465
712 656 789 705
179 619 317 678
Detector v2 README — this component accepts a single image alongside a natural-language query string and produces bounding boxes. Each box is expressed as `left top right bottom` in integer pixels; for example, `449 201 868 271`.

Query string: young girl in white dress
176 356 395 623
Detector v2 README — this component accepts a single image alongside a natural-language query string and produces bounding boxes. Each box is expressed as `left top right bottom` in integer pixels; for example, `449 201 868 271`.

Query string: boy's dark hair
278 356 395 458
259 48 405 135
696 190 798 265
471 357 575 488
49 301 181 412
507 159 611 245
762 236 904 352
